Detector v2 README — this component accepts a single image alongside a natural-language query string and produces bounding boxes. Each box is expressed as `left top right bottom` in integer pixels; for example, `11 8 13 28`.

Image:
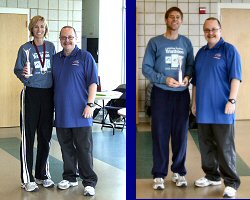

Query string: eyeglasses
203 28 220 33
59 36 75 41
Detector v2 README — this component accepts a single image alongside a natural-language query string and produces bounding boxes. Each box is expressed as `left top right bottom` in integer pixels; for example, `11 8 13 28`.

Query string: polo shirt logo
213 53 221 59
72 60 79 66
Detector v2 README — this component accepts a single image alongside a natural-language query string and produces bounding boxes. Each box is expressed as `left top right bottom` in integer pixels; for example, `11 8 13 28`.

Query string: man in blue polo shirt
191 17 241 198
53 26 98 196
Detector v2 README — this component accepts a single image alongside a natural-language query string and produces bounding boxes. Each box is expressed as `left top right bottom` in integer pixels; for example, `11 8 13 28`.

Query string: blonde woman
14 15 56 192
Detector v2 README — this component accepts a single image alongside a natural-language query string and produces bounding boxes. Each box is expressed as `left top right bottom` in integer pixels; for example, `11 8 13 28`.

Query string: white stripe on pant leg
45 142 51 179
21 87 30 183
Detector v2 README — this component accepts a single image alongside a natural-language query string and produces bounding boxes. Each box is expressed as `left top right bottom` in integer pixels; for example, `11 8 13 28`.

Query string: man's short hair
60 26 77 37
204 17 222 28
165 7 183 20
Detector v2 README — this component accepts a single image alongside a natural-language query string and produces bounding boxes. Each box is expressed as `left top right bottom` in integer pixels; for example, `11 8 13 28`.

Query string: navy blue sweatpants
151 86 190 178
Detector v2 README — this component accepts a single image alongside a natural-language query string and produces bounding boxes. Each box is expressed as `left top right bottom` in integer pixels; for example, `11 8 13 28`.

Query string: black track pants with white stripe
20 86 54 184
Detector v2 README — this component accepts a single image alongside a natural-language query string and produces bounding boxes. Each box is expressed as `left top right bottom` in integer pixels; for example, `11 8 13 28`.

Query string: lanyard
33 41 46 68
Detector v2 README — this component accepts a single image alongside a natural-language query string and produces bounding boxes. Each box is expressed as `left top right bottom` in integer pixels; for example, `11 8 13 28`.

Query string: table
94 91 123 135
95 91 122 100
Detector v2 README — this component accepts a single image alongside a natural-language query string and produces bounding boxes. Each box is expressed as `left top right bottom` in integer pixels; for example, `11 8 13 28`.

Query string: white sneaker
195 177 222 187
223 186 236 198
21 182 39 192
36 178 54 188
176 176 187 187
172 173 187 187
153 178 165 190
172 173 179 183
57 180 78 190
83 186 95 196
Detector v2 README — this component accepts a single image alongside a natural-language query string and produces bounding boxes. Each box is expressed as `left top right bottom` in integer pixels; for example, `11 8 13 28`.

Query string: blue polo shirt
191 38 242 124
142 34 194 91
53 46 98 128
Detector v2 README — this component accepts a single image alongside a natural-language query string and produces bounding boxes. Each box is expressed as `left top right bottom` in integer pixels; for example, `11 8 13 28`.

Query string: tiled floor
136 121 250 199
0 124 126 200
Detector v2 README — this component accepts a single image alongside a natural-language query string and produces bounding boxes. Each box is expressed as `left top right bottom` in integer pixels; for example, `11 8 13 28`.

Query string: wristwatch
228 99 236 104
87 103 95 107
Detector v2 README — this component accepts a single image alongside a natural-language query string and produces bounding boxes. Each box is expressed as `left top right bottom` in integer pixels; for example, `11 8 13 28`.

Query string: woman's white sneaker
36 178 55 188
21 182 39 192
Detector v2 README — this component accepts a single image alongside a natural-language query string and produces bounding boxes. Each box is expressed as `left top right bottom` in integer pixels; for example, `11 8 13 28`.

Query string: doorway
0 10 28 127
220 7 250 120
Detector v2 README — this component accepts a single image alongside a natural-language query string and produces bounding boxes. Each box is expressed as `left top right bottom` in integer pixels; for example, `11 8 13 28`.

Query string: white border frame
0 7 29 15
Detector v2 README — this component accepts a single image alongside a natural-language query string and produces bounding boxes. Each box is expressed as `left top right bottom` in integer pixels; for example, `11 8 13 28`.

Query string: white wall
99 0 123 90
